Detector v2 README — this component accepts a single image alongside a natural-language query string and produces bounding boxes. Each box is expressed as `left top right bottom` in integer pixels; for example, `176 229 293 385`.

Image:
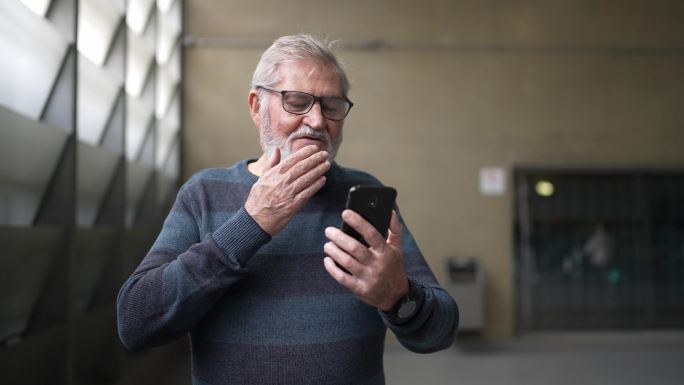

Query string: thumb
265 147 281 171
387 210 403 246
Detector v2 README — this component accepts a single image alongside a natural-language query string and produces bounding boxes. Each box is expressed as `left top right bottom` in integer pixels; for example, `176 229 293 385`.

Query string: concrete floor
384 331 684 385
147 331 684 385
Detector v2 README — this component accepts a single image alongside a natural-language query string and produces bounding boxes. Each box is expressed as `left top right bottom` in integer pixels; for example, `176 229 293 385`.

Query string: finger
292 175 327 204
323 241 362 275
342 209 386 249
387 210 403 246
290 159 331 193
279 145 320 173
323 256 359 289
324 226 372 264
287 151 329 183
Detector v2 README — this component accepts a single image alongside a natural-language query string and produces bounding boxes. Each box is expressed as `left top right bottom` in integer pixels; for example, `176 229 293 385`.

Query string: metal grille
515 169 684 330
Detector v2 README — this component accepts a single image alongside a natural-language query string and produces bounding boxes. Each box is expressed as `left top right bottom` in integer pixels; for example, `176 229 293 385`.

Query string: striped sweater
117 159 458 385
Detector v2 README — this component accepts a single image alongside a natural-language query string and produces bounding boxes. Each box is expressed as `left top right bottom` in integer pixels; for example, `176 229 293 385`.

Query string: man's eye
285 95 311 109
288 102 309 110
322 105 340 114
323 100 344 111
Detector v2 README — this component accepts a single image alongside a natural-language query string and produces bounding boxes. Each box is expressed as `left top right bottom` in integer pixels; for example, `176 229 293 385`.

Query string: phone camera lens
369 196 378 208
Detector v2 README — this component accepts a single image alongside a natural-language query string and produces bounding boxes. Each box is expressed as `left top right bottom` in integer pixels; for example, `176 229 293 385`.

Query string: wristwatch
388 278 423 321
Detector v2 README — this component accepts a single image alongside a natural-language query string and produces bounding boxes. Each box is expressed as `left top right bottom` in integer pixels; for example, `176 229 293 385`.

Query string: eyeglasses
256 85 353 121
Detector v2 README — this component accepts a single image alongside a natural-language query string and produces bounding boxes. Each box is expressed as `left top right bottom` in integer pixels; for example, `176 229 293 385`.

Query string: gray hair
251 34 350 98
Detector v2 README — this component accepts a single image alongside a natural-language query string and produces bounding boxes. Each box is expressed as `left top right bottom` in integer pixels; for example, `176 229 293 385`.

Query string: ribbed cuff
380 278 426 326
211 207 271 267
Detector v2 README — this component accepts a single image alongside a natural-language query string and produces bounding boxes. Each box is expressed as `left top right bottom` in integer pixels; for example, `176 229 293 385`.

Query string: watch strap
382 278 425 323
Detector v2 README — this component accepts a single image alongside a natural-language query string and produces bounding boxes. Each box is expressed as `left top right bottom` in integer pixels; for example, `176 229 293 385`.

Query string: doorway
515 169 684 330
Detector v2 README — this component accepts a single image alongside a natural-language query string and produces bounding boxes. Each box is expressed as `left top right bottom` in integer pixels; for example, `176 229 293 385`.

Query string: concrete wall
183 0 684 338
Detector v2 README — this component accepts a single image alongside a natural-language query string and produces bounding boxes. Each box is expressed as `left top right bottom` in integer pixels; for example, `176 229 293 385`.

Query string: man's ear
248 90 262 128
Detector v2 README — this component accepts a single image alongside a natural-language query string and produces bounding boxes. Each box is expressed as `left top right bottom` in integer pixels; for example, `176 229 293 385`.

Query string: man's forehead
305 65 320 79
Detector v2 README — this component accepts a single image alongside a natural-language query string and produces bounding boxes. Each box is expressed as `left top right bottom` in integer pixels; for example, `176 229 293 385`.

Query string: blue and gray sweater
117 159 458 385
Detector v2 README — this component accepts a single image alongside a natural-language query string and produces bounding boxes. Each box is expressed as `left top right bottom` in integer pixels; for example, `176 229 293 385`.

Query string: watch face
397 300 417 319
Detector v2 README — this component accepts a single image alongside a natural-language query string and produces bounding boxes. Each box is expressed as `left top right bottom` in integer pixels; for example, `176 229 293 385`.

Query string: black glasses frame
256 85 354 121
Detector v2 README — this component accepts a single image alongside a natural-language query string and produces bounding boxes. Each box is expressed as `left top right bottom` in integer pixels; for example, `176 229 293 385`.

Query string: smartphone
341 185 397 247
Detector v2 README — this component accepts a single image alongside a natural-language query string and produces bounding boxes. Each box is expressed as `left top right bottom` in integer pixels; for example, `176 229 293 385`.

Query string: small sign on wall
479 167 506 196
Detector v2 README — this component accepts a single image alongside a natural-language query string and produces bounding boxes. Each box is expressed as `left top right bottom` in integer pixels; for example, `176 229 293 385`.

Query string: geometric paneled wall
0 1 183 384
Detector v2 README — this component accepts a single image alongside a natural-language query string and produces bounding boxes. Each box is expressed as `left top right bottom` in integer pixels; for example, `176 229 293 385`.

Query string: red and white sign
479 167 506 196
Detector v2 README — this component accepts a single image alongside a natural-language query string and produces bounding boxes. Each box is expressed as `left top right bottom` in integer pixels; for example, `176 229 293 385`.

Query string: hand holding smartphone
341 185 397 247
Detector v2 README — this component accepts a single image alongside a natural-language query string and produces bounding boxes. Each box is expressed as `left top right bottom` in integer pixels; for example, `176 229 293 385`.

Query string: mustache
288 125 330 143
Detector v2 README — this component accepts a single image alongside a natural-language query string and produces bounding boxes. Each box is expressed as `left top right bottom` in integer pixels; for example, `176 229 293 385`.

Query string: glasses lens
321 97 350 120
282 92 314 113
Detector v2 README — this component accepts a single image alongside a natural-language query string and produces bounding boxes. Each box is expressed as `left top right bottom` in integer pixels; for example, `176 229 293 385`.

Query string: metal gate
515 169 684 330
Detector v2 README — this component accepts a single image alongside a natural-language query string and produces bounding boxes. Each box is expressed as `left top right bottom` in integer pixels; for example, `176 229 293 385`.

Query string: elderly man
117 34 458 385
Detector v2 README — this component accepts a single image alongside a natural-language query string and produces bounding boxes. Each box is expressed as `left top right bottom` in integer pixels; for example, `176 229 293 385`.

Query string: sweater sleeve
380 280 459 353
116 187 271 351
378 217 459 353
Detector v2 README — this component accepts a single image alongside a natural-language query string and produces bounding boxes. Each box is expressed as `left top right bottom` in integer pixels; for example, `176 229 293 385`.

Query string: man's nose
303 100 326 129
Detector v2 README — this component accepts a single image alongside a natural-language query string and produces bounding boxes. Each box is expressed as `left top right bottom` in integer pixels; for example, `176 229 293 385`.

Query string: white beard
259 114 342 161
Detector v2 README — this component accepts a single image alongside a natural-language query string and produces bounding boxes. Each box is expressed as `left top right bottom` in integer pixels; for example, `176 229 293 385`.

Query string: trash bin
445 257 485 332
